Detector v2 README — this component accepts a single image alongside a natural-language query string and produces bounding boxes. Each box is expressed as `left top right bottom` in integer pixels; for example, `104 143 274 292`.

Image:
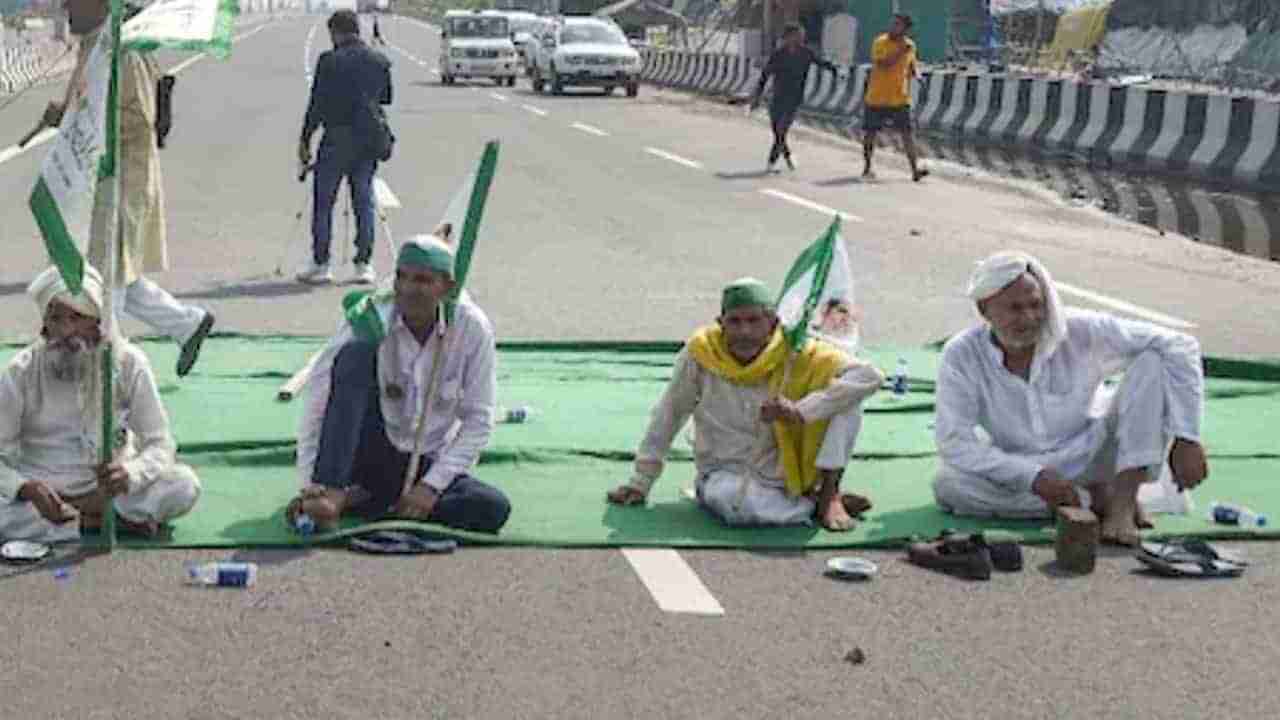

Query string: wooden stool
1055 506 1099 574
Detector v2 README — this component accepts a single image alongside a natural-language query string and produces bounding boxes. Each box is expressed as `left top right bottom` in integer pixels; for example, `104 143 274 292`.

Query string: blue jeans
311 132 377 266
312 343 512 534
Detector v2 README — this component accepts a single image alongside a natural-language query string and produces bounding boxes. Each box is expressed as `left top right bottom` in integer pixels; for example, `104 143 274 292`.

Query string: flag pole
99 0 125 549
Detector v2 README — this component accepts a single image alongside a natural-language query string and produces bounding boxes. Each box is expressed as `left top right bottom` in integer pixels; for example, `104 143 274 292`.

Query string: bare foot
287 488 349 531
820 496 856 532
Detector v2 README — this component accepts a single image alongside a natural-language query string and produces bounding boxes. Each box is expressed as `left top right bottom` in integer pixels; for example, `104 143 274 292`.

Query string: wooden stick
401 306 449 503
276 350 322 401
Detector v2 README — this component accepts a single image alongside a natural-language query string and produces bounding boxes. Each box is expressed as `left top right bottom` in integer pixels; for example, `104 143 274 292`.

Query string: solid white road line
1056 281 1197 329
571 122 609 137
621 549 725 616
490 92 509 102
758 188 864 223
643 147 703 170
521 104 548 117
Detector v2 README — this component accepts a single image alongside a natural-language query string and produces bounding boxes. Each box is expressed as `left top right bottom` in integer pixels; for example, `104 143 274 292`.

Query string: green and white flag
123 0 240 57
439 140 500 324
28 15 117 293
775 216 854 352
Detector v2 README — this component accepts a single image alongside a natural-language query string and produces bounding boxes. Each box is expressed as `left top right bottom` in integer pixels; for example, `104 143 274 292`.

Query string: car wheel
626 83 639 98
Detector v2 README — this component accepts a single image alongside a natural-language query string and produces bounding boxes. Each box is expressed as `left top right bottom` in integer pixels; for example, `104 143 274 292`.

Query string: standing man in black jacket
750 23 837 172
298 10 392 286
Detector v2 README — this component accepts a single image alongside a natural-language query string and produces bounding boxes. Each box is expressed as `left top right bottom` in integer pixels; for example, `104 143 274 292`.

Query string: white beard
45 337 96 383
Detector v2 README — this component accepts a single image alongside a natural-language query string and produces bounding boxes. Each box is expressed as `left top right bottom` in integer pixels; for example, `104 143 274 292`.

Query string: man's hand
1032 469 1080 509
606 484 646 506
395 485 438 521
17 480 78 524
298 140 312 168
95 462 132 497
1169 438 1208 490
760 397 804 424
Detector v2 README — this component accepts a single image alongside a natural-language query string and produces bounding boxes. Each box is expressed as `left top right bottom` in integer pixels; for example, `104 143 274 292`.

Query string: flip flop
1135 539 1247 578
348 531 458 555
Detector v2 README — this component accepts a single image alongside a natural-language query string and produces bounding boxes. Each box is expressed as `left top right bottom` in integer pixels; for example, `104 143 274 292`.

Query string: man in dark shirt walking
750 23 837 172
298 10 393 286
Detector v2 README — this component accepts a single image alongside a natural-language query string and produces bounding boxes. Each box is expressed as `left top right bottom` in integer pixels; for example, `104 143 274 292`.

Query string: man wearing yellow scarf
607 278 884 531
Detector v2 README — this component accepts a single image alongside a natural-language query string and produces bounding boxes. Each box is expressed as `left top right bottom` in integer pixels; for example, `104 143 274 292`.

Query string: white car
439 10 520 86
529 17 641 97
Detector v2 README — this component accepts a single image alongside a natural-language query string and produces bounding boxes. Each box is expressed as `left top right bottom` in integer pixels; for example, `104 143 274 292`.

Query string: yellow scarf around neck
686 325 846 497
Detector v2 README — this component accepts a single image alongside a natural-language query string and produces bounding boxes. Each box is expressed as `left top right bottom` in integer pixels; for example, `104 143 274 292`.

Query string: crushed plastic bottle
892 358 909 397
185 561 258 588
1207 501 1267 529
497 405 536 424
293 512 316 536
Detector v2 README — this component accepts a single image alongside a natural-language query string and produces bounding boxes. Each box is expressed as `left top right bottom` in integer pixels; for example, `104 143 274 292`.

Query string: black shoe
913 168 931 182
784 154 795 171
176 312 214 378
907 532 994 580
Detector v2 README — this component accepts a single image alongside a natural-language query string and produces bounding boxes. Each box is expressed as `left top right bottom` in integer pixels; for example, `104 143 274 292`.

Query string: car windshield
447 17 510 38
560 24 625 45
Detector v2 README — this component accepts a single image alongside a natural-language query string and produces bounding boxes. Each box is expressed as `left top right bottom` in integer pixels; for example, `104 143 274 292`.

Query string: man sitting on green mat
933 251 1209 546
607 278 884 531
288 233 511 534
0 267 202 541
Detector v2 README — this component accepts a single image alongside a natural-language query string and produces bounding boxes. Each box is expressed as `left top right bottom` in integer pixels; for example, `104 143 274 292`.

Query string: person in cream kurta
607 278 884 531
37 0 214 378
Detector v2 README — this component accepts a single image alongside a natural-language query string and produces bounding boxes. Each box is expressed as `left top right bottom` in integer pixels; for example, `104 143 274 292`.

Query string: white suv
439 10 520 86
530 17 641 98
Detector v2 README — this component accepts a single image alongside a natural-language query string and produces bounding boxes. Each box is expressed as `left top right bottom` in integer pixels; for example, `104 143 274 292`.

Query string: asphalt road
1 15 1279 719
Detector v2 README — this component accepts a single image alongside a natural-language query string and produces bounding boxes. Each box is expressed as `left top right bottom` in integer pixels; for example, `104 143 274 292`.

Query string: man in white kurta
933 251 1208 545
37 0 214 378
289 234 511 534
0 267 201 542
608 278 884 531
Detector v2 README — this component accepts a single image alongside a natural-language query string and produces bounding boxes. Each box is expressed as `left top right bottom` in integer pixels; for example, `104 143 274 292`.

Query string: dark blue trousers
312 343 512 534
311 132 377 266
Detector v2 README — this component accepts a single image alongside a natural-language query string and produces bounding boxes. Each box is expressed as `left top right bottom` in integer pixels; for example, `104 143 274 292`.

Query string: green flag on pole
775 216 854 353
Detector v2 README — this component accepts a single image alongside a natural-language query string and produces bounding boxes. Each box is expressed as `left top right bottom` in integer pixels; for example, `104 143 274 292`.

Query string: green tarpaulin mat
2 335 1277 549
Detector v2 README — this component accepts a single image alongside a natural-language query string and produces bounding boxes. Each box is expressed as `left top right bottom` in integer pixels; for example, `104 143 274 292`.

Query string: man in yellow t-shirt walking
862 14 927 181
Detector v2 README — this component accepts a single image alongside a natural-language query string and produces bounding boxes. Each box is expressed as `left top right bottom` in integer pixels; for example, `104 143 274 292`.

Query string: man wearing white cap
0 267 201 542
288 231 511 533
933 251 1208 545
607 278 884 531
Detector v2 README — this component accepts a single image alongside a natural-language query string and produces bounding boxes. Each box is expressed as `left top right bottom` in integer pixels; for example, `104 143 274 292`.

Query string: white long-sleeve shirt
0 342 177 501
296 299 497 493
934 309 1204 495
633 347 884 489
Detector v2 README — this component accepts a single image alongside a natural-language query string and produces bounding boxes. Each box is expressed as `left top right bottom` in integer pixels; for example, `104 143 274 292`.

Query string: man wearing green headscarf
287 230 511 534
607 278 884 531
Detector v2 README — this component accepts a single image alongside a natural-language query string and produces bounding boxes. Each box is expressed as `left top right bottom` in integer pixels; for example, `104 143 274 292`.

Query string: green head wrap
397 235 455 277
720 277 774 314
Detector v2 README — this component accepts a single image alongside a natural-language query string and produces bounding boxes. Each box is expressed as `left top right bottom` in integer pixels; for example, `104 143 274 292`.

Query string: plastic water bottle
892 358 909 397
498 405 536 424
1207 501 1267 528
185 561 258 588
293 512 316 536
